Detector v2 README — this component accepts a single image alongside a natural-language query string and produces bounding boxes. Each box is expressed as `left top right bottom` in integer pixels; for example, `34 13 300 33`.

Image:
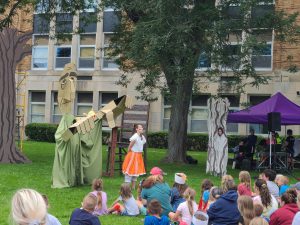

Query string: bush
25 123 58 143
25 123 114 144
148 132 266 151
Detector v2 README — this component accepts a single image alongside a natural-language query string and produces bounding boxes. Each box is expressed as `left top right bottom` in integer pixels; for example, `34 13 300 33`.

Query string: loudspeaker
268 112 281 131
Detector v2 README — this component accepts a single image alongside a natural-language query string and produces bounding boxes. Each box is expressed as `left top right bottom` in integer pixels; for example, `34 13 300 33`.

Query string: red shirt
269 203 299 225
237 183 252 196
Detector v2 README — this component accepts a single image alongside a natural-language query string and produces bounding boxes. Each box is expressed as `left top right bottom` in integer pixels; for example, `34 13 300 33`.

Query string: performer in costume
122 124 146 189
213 127 228 176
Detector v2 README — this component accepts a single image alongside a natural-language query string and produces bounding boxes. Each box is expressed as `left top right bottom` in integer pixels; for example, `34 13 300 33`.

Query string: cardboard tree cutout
52 64 134 188
206 97 230 176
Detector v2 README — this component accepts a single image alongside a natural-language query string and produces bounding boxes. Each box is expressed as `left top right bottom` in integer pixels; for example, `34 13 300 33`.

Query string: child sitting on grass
238 171 252 197
198 179 213 211
171 173 188 211
69 194 101 225
277 175 290 196
169 188 198 225
144 199 170 225
207 186 223 209
108 183 139 216
90 178 108 216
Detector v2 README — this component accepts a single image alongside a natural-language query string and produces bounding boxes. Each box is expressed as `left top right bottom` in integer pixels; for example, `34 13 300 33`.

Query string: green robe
52 114 102 188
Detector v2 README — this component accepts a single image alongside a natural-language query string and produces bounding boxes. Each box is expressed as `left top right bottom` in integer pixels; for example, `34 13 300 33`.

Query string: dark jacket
269 203 299 225
207 190 240 225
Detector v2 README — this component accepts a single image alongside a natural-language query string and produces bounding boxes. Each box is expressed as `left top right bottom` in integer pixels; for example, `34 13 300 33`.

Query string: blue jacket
207 190 240 225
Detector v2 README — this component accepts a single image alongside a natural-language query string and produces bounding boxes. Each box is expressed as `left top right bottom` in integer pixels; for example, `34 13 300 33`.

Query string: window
79 34 95 69
103 10 119 33
197 52 211 69
102 9 119 69
221 95 240 133
56 13 73 33
162 94 210 132
190 95 210 132
76 92 93 116
55 46 71 69
102 34 118 69
52 92 62 124
248 95 270 134
32 35 49 70
29 91 46 123
33 14 50 34
251 30 273 69
79 12 97 33
99 92 118 107
162 97 171 131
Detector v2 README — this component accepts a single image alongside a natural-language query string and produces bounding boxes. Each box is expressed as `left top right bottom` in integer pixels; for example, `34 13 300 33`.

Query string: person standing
122 124 146 189
285 129 295 169
246 129 257 157
213 127 228 176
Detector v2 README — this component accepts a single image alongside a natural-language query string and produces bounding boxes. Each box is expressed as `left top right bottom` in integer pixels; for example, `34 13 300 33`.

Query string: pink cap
150 167 166 175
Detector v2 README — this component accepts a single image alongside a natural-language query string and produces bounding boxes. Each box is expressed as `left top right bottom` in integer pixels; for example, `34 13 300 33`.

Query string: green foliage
148 132 266 150
25 123 112 143
25 123 58 142
104 0 300 100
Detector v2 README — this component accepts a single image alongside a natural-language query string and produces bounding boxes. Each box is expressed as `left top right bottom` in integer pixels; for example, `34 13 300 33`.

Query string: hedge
25 123 113 144
26 123 267 151
25 123 58 143
147 132 266 151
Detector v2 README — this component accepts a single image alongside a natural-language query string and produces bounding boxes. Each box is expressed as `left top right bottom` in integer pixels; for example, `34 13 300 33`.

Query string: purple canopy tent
227 92 300 125
228 92 300 169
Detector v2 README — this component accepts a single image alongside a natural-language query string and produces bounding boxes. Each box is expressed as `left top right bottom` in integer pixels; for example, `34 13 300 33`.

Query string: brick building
14 1 300 135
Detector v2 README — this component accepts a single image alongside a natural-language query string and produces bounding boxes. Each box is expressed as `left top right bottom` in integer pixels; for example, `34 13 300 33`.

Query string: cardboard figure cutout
52 64 134 188
57 63 77 114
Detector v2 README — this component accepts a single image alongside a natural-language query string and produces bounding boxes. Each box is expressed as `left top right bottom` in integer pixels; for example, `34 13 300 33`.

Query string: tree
0 0 101 163
103 0 300 162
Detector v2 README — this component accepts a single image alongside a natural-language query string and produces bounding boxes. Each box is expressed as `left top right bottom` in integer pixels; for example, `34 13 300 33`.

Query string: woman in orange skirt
122 124 146 189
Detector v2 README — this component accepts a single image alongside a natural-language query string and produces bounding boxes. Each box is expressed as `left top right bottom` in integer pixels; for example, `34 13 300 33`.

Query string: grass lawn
1 141 300 224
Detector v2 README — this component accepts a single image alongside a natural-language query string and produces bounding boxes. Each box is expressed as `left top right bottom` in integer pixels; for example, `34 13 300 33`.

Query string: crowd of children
9 167 300 225
8 125 300 225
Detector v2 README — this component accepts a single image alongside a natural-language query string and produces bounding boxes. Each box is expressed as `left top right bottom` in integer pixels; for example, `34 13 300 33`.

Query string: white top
177 201 198 225
130 133 146 152
292 211 300 225
252 194 278 218
46 213 62 225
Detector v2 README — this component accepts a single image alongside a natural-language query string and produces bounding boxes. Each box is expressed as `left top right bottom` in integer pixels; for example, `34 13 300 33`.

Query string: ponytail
96 191 102 210
183 188 196 216
255 179 271 207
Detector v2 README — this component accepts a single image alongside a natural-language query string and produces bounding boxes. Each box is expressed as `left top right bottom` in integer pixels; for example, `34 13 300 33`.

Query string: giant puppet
52 63 134 188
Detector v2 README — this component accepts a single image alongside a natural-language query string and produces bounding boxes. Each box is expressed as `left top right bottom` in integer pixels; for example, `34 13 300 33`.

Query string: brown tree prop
0 28 32 163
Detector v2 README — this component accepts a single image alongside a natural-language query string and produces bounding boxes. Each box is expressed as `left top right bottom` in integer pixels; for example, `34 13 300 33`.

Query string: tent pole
269 131 272 168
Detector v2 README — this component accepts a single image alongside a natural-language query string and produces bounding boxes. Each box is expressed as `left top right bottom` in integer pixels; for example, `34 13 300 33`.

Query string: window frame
78 33 96 70
51 92 62 124
75 92 93 116
102 32 119 70
31 44 49 70
54 45 72 70
29 91 46 123
99 92 118 108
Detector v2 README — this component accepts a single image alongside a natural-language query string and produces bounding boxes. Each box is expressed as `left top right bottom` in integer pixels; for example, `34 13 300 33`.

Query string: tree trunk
0 28 32 163
166 74 194 163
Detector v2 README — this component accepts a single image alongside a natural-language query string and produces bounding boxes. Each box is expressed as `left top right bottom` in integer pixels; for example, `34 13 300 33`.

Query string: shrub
25 123 58 143
25 123 113 144
148 132 266 151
